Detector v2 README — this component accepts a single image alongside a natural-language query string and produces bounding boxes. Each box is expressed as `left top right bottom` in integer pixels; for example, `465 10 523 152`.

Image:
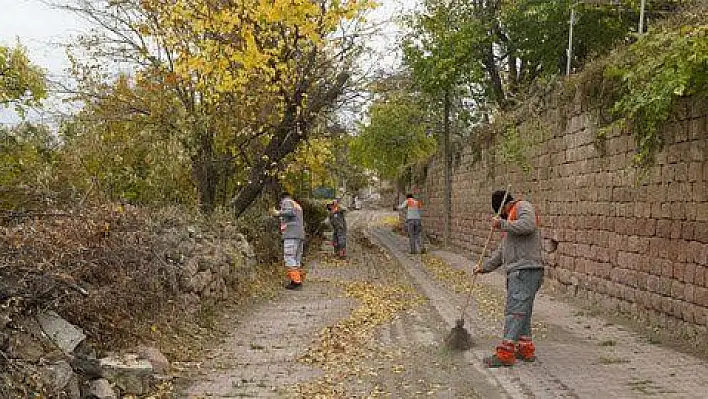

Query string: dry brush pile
0 203 281 396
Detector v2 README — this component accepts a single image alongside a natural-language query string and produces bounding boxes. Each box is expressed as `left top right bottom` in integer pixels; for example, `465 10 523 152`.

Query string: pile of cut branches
1 205 193 349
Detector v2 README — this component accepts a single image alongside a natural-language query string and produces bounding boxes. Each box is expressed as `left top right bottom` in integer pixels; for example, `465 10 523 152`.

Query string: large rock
36 311 86 355
137 346 170 374
39 360 80 398
70 354 103 379
100 354 153 395
87 379 117 399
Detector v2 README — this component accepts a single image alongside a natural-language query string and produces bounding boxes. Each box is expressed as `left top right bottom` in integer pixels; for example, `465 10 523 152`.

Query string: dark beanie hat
492 190 514 213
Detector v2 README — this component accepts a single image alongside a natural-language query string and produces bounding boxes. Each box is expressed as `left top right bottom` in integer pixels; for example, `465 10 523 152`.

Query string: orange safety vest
507 200 540 226
406 198 422 209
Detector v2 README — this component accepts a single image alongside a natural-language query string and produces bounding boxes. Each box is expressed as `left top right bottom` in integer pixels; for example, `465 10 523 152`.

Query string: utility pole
443 89 452 248
566 3 577 76
639 0 646 34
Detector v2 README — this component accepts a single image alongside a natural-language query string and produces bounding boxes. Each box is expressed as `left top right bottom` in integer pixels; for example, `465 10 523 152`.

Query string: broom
444 186 510 351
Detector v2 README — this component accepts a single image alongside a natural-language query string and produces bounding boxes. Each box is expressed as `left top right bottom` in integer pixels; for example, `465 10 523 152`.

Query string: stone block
100 354 153 395
682 222 696 241
656 219 672 238
688 162 704 182
650 293 663 311
698 202 708 222
88 379 118 399
685 283 696 303
636 272 648 290
695 286 708 307
39 360 78 398
684 263 696 285
671 280 685 300
661 296 674 314
659 278 672 296
695 266 706 287
673 262 686 281
647 274 660 293
36 311 86 355
693 306 707 326
695 222 708 244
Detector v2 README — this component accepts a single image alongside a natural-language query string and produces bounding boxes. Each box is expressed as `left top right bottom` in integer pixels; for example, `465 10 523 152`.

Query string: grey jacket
482 200 543 274
329 208 347 233
279 197 305 240
398 198 422 220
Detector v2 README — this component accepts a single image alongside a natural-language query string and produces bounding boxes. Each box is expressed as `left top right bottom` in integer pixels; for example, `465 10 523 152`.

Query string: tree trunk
508 54 518 92
483 43 506 109
443 89 452 248
230 71 350 217
192 130 218 213
230 167 267 218
231 108 302 217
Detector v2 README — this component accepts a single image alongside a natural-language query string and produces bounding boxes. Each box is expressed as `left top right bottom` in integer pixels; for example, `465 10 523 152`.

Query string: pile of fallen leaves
421 255 547 337
421 255 505 322
291 280 423 397
377 215 400 229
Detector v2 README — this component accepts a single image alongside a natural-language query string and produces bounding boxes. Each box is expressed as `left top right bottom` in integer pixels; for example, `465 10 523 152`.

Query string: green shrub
299 198 329 238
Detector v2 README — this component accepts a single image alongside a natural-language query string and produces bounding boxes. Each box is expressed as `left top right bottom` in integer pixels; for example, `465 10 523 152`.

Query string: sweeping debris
444 185 510 351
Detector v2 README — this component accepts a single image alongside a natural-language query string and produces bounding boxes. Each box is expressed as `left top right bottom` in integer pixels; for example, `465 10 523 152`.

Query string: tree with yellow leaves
59 0 374 214
0 43 46 117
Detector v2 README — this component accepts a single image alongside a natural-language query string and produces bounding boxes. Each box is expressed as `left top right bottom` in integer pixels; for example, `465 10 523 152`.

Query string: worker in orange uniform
395 193 424 254
474 189 544 367
327 199 347 259
270 191 306 290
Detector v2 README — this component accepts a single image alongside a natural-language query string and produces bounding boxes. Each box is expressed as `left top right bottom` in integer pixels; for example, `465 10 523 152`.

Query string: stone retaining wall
419 95 708 334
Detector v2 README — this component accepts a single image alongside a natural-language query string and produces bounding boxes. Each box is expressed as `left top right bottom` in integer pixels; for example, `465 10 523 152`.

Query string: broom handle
458 185 511 320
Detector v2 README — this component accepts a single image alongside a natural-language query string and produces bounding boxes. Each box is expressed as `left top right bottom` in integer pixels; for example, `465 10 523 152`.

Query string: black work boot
285 281 302 290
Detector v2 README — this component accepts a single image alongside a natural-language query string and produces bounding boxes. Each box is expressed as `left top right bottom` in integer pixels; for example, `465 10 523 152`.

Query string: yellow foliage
143 0 376 98
282 137 336 190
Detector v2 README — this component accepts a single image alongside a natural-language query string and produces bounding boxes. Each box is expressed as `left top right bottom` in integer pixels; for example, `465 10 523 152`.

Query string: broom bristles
444 318 474 351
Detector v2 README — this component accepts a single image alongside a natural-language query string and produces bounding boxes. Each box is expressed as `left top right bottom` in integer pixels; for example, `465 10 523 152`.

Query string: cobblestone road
182 209 708 398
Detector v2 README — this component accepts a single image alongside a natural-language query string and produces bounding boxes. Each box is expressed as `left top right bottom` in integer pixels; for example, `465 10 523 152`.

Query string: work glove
491 216 502 230
473 262 484 275
268 207 280 217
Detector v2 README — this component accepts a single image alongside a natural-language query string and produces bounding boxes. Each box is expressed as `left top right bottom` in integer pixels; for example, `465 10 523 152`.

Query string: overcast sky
0 0 414 125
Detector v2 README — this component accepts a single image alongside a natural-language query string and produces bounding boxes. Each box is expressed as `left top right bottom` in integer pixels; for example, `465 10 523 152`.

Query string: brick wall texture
419 96 708 332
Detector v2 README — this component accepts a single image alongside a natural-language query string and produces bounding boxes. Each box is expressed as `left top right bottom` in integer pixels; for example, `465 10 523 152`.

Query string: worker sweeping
327 199 347 259
394 193 424 254
474 189 543 367
270 191 306 290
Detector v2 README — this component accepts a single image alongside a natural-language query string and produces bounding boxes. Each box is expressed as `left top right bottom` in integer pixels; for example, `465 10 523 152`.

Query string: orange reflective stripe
508 202 519 221
406 198 421 209
508 201 540 226
287 269 302 284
